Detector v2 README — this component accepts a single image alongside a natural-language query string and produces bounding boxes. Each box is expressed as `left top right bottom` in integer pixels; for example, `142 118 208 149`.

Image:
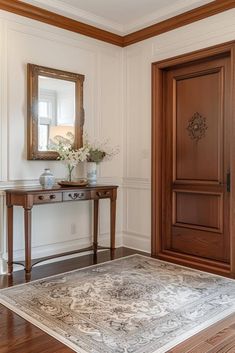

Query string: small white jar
39 168 55 189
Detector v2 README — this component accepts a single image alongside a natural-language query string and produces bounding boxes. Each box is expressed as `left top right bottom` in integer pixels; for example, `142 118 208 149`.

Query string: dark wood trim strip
0 1 234 47
156 252 231 277
0 0 123 47
123 0 235 46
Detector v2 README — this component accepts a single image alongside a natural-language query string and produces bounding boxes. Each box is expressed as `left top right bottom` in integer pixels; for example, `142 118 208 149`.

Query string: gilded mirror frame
27 64 85 160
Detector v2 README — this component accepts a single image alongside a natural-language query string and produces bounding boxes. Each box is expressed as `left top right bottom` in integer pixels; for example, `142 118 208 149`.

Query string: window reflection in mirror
38 76 75 151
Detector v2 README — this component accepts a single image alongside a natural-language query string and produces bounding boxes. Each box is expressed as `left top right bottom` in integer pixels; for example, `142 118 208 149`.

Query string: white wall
1 8 235 273
0 10 124 273
123 9 235 253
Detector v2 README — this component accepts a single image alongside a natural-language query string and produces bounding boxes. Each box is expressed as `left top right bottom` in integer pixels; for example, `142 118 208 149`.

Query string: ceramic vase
87 162 97 185
39 168 55 189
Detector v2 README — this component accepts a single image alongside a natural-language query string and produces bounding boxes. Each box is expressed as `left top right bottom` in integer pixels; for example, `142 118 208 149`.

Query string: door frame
151 41 235 276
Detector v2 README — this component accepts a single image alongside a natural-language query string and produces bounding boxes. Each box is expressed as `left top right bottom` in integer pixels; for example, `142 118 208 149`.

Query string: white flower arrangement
53 132 89 181
52 132 119 181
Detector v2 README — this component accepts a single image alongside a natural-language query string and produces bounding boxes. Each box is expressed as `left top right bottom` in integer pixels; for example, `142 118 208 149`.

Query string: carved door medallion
187 112 208 142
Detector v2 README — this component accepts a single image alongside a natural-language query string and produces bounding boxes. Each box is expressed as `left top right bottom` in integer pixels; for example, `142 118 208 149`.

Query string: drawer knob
38 195 44 200
50 194 56 200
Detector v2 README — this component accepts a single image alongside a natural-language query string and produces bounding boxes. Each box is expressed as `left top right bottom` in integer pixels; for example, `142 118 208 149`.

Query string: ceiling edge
123 0 235 46
0 0 234 47
0 0 123 46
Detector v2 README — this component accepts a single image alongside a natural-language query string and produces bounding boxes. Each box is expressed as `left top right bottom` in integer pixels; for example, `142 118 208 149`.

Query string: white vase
39 168 55 189
87 162 97 185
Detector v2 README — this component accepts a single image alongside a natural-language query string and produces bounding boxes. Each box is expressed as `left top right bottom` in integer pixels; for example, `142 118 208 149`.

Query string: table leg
24 207 32 278
110 198 116 250
93 199 99 252
7 206 13 276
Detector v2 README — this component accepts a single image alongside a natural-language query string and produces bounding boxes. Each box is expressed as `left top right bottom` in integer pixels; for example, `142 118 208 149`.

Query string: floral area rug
1 254 235 353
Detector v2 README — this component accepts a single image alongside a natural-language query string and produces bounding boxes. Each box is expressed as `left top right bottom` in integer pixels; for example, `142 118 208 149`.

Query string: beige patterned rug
1 255 235 353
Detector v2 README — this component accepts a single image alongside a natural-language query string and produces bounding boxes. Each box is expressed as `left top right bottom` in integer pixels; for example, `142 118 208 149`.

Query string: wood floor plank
186 342 212 353
0 306 74 353
229 323 235 330
207 334 235 352
166 314 235 353
206 327 235 346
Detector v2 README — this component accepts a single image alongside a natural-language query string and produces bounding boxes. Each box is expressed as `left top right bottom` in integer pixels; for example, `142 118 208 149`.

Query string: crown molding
0 0 123 46
123 0 235 46
22 0 212 35
123 0 213 34
23 0 124 34
0 0 234 47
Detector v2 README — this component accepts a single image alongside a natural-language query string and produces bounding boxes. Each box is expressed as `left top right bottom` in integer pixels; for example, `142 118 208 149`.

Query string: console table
5 184 118 278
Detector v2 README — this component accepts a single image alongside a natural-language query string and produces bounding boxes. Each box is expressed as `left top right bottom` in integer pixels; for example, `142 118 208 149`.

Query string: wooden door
162 53 230 263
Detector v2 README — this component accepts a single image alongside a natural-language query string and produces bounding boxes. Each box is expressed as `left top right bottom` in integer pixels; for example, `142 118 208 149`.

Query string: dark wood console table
5 184 118 278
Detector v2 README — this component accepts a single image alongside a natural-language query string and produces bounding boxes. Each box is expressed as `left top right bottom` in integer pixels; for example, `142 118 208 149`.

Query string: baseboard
0 257 7 274
1 232 123 274
0 232 151 275
123 231 151 253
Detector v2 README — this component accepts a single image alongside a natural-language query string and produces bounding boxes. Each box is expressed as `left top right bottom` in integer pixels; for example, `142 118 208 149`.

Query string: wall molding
123 0 235 46
25 0 124 35
0 0 123 46
0 0 234 47
123 177 151 190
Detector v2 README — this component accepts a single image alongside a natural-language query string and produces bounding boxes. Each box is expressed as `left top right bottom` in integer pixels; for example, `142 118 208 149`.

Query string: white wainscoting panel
0 11 124 274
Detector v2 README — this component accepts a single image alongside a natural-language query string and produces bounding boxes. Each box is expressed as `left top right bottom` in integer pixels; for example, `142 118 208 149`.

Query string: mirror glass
38 76 75 151
27 64 85 160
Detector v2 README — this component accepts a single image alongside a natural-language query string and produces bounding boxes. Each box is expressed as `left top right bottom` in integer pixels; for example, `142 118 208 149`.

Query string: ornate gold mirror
27 64 85 160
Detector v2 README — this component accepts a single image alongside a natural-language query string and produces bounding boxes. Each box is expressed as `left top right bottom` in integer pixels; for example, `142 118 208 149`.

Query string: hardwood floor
0 247 235 353
169 316 235 353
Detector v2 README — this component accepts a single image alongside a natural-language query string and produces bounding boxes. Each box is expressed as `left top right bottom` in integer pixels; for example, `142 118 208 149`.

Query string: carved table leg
24 207 32 279
93 199 99 253
7 205 13 276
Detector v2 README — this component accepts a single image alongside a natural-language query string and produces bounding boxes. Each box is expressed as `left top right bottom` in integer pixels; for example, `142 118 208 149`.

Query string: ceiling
22 0 214 35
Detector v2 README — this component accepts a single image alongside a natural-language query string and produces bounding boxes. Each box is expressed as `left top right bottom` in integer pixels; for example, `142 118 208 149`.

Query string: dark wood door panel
174 68 223 183
173 191 223 232
171 226 228 262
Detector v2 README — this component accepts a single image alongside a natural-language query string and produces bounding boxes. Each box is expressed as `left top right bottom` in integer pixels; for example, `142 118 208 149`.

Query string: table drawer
33 192 62 204
63 190 90 201
91 189 113 199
